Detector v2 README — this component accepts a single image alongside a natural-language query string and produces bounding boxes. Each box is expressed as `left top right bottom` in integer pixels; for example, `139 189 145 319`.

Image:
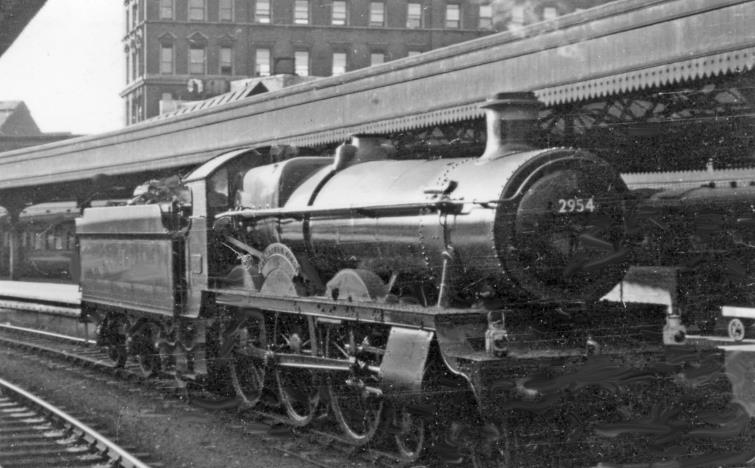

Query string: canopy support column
6 208 22 281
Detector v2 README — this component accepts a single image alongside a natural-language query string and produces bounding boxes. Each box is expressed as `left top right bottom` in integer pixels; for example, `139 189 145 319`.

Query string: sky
0 0 124 135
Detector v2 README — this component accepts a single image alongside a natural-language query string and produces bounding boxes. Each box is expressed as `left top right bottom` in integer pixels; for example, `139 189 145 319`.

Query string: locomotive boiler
222 93 628 306
77 93 731 466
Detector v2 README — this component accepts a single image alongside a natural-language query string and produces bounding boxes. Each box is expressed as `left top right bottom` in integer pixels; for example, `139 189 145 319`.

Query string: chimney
479 92 541 161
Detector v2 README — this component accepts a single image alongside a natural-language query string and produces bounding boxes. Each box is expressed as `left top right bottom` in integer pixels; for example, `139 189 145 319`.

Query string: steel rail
0 377 151 468
0 325 392 468
0 322 94 345
0 299 79 317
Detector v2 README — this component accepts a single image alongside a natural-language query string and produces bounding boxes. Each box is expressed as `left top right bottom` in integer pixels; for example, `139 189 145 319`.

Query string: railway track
0 376 152 468
0 321 427 468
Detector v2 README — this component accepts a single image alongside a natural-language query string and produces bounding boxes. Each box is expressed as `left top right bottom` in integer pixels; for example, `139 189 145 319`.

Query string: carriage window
55 228 64 250
35 233 45 250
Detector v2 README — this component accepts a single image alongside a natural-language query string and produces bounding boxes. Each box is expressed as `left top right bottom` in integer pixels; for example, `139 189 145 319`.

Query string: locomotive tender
76 93 692 464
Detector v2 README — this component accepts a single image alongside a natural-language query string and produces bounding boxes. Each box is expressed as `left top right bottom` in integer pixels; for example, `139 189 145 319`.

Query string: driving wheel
228 312 267 408
324 325 383 445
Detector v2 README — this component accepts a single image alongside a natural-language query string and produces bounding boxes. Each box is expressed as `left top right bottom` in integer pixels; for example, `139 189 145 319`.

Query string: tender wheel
108 343 127 368
99 315 128 368
158 340 175 373
393 404 426 461
137 346 161 377
276 368 320 426
228 312 267 408
728 318 748 341
133 326 161 378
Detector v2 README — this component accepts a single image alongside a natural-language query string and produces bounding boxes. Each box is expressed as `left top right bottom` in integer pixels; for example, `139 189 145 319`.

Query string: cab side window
207 169 229 208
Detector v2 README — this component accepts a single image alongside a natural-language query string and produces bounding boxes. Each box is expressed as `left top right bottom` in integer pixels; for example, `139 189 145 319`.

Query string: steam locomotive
75 93 734 466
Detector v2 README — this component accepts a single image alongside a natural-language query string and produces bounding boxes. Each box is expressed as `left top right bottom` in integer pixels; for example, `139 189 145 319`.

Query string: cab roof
182 147 259 183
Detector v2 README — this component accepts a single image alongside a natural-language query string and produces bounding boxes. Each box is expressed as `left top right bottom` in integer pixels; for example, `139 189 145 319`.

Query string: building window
131 2 138 28
479 4 492 29
131 47 139 80
542 6 558 20
189 0 205 21
511 5 524 26
295 50 309 76
125 47 130 82
407 3 422 28
407 50 422 57
255 0 271 23
160 44 173 74
294 0 309 24
220 47 233 75
189 46 206 74
332 1 347 25
219 0 233 21
125 5 130 33
332 52 346 75
445 4 460 28
255 48 271 76
370 52 384 66
159 0 173 19
369 2 384 27
129 89 144 124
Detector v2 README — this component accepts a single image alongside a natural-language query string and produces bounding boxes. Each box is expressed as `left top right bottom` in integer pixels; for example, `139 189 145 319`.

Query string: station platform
0 280 87 341
0 280 80 306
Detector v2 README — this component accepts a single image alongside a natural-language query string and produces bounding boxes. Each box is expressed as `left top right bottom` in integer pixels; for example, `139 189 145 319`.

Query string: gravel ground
0 347 362 468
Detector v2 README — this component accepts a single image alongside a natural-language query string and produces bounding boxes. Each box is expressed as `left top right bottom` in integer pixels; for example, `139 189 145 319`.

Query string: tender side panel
79 237 177 316
77 204 181 316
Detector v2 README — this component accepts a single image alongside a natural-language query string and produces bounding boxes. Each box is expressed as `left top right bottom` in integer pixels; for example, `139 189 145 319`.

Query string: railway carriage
0 203 79 279
75 93 735 466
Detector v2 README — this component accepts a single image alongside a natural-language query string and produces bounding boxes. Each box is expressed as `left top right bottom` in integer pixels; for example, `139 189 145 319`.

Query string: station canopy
0 1 46 59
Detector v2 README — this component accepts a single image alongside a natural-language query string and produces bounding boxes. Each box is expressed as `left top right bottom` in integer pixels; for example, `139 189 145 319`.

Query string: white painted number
557 197 595 213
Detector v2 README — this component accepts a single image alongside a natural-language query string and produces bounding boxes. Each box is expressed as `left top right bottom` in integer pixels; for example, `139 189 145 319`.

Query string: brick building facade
122 0 612 124
122 0 502 124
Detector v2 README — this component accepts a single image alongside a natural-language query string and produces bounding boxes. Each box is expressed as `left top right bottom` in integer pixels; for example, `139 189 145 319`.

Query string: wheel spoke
133 327 160 378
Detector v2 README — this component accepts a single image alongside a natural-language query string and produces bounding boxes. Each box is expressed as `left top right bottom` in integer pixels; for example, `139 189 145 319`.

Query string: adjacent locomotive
77 93 725 465
634 182 755 340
